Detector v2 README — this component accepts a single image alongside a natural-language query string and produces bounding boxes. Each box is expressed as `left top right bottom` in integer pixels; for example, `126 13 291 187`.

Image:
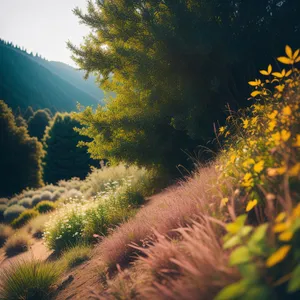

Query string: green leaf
249 224 268 243
288 265 300 293
214 280 247 300
239 226 253 237
224 235 241 249
238 263 258 280
230 246 251 266
243 285 272 300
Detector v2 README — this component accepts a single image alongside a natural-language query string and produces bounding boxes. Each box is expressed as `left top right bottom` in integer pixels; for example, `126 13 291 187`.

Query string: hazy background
0 0 89 67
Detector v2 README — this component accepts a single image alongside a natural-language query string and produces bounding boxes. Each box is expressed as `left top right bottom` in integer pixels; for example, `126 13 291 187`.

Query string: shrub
18 197 33 208
35 201 56 214
7 197 19 207
51 190 62 201
11 209 39 229
3 205 25 223
26 214 50 239
62 245 91 269
0 224 14 247
0 198 8 205
0 204 7 222
4 233 31 257
0 260 62 300
32 191 53 207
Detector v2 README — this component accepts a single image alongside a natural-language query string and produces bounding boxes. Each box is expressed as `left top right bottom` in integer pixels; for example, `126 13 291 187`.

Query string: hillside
0 40 104 112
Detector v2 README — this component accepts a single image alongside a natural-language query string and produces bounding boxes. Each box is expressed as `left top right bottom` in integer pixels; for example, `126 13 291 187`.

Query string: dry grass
95 165 228 268
4 232 31 257
25 213 52 238
0 224 14 247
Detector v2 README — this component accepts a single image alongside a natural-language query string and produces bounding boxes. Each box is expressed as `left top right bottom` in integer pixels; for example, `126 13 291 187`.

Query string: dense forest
0 39 104 112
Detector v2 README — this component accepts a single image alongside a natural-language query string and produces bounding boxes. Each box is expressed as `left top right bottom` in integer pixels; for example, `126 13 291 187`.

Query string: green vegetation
42 113 98 184
62 245 91 269
11 209 39 229
3 205 26 222
0 260 61 300
0 224 14 247
0 101 43 197
35 201 56 214
28 109 51 140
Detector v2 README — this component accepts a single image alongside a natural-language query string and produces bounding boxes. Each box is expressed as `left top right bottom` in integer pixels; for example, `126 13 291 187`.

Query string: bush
7 197 19 207
11 209 39 229
0 224 14 247
4 233 31 257
32 191 53 207
3 205 25 223
0 260 61 300
18 197 33 208
62 245 91 269
26 214 50 239
0 204 7 222
0 198 8 205
35 201 56 214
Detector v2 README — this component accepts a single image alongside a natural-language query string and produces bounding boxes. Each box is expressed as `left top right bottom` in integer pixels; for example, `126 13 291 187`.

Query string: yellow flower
268 110 278 120
243 119 249 129
276 84 285 92
260 64 272 76
281 129 291 142
246 199 258 212
266 245 291 267
230 154 236 164
242 173 254 188
271 132 281 145
268 120 277 131
251 116 258 126
221 197 229 207
225 131 230 137
219 126 226 134
248 79 261 86
267 166 286 177
293 135 300 147
279 231 293 242
275 212 286 223
273 222 289 233
242 158 255 168
254 160 264 173
282 106 292 116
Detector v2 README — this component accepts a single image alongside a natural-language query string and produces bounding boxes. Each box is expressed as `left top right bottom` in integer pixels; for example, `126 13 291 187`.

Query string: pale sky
0 0 90 67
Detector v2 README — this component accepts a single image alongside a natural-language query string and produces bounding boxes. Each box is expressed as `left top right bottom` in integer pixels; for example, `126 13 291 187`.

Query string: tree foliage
42 113 99 184
28 109 51 140
0 100 43 197
69 0 300 173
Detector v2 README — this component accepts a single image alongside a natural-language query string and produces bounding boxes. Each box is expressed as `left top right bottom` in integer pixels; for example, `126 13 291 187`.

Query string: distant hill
0 39 104 112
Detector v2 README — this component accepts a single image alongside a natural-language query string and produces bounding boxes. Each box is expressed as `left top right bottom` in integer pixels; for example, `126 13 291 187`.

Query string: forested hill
0 39 104 112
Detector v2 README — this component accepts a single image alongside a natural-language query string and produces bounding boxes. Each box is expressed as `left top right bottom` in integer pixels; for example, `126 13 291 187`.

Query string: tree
28 109 51 140
42 113 99 184
23 106 34 121
0 100 43 197
69 0 300 174
15 116 27 128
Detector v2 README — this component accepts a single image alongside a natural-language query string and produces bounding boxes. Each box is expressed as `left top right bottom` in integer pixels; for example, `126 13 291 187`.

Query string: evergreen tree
43 113 98 184
28 109 51 140
70 0 300 174
15 116 27 128
0 100 43 197
23 106 34 120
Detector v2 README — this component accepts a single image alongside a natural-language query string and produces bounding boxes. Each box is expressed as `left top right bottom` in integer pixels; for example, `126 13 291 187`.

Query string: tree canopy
43 113 99 184
69 0 300 174
28 109 52 140
0 100 43 197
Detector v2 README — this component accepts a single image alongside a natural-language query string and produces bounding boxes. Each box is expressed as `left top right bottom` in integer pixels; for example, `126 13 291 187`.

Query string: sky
0 0 90 67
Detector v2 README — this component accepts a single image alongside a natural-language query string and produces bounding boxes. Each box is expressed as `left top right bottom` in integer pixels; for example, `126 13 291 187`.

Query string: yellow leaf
292 204 300 218
272 72 284 78
268 64 272 74
282 106 292 116
285 45 293 59
221 197 229 207
296 56 300 63
219 126 226 134
288 163 300 177
260 70 268 75
273 222 289 233
279 231 293 242
251 90 261 97
242 158 255 168
242 119 249 129
268 110 278 120
266 245 291 267
275 212 286 223
285 69 292 77
254 161 264 173
281 129 291 142
246 199 258 212
277 57 293 65
268 120 277 131
276 84 285 92
293 49 299 59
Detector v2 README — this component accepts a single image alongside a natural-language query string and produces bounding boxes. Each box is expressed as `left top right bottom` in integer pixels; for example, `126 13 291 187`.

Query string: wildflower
246 199 258 212
219 126 226 134
281 129 291 142
243 119 249 129
221 197 229 207
242 173 254 188
282 105 292 116
248 79 261 86
266 245 291 267
268 120 277 131
268 110 278 120
254 160 264 173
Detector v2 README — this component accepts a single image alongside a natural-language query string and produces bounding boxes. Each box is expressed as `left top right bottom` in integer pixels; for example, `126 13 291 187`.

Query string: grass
62 245 92 269
3 205 25 223
0 224 14 247
34 201 56 214
4 232 31 257
11 209 39 229
0 259 62 300
25 213 51 238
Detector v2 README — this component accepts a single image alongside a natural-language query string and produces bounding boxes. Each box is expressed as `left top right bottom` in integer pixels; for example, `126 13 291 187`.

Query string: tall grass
0 260 62 300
